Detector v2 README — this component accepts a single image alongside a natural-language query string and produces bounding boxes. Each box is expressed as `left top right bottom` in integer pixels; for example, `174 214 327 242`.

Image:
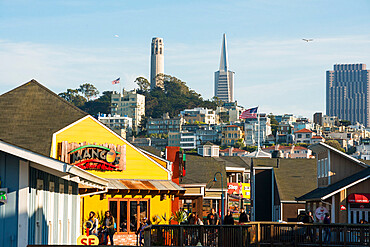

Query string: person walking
323 213 331 243
102 211 115 245
223 210 234 225
239 208 250 224
207 208 220 225
88 211 99 236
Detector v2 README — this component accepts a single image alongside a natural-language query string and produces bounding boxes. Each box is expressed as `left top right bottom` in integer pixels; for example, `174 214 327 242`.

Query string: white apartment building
181 108 218 124
111 90 145 132
98 114 133 137
244 114 272 146
168 131 198 150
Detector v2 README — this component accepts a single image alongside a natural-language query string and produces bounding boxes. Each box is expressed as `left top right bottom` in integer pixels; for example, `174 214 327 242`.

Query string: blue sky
1 0 370 118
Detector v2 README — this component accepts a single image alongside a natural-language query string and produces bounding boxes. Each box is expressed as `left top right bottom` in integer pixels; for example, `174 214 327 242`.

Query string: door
350 208 370 223
35 179 44 244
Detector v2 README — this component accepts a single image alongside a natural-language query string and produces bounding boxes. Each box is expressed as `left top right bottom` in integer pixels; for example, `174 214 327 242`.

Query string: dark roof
180 154 227 188
297 168 370 201
0 80 88 156
239 158 317 201
214 156 250 168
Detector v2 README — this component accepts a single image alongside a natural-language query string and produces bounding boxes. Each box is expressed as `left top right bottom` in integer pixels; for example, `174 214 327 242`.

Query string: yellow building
221 125 244 146
50 115 184 245
0 80 183 246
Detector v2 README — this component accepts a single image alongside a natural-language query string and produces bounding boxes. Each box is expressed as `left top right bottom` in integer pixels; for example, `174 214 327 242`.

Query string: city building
294 128 314 144
98 114 133 137
311 135 325 144
298 142 370 223
147 113 185 135
326 63 370 127
222 125 244 146
150 37 164 89
244 114 272 146
355 138 370 160
322 115 339 127
313 112 323 126
168 131 197 150
196 125 221 144
111 90 145 132
181 107 218 124
214 34 234 103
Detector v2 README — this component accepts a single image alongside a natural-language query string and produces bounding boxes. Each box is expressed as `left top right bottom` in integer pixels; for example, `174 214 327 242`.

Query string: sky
1 0 370 118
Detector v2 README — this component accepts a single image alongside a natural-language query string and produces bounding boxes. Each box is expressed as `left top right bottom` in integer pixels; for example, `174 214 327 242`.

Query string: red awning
348 193 370 203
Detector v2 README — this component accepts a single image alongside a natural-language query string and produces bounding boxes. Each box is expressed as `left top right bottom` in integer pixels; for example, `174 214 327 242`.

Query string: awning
348 193 370 203
107 179 185 195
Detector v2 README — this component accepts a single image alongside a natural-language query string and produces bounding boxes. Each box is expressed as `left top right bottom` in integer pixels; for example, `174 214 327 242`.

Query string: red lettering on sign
81 238 88 245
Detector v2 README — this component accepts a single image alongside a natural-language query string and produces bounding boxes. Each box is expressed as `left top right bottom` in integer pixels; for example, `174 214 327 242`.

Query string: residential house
220 147 249 157
262 145 314 159
294 128 314 144
244 114 272 146
222 125 244 146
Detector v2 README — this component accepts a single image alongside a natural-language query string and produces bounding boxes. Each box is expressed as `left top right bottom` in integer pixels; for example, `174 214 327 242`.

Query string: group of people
205 208 250 225
87 211 116 245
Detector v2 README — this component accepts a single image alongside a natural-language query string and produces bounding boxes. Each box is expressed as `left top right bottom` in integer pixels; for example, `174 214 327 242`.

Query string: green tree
244 146 257 153
81 91 112 115
234 139 246 149
268 114 279 136
78 83 99 101
325 140 345 153
135 77 150 92
58 89 87 108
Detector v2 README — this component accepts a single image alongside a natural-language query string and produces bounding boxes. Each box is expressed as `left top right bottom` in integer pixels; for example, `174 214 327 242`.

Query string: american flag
112 77 120 85
239 107 258 119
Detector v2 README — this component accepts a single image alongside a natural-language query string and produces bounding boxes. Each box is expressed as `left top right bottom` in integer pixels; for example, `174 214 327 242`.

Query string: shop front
50 115 184 245
348 193 370 223
227 182 251 221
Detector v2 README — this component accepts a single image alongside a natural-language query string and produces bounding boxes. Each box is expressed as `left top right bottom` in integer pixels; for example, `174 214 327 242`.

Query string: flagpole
256 105 260 157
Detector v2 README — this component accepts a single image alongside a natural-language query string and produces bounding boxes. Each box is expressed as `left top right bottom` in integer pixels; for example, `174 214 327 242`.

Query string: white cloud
1 35 370 119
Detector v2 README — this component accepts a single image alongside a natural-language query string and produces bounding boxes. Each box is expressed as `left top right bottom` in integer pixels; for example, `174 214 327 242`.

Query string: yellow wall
51 116 169 180
82 194 172 228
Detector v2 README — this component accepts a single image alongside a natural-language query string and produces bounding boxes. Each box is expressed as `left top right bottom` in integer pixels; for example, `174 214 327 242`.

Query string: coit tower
150 37 164 89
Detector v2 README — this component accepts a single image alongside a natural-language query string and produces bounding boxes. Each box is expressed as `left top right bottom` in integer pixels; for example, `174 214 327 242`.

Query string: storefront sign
227 183 240 195
60 142 126 171
227 183 250 199
0 188 7 203
315 206 329 221
77 235 99 245
240 183 251 199
340 205 346 211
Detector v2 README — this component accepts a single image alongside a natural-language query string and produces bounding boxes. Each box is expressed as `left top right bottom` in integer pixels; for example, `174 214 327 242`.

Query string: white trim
181 184 207 188
321 175 370 200
52 115 172 179
18 160 29 247
184 193 203 196
280 202 283 221
328 150 331 184
225 167 246 172
0 140 107 189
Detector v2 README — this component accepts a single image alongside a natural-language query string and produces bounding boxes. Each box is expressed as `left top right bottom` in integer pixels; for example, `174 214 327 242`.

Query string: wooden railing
144 222 370 247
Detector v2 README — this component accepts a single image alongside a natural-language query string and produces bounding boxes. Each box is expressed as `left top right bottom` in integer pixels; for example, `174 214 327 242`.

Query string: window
109 198 149 234
306 134 310 138
298 134 302 138
318 160 321 178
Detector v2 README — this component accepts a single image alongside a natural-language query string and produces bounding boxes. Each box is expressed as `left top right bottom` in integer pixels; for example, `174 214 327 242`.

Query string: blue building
0 140 107 246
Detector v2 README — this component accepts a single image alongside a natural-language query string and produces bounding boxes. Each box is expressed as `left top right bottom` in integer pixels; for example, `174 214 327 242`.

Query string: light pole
213 171 224 224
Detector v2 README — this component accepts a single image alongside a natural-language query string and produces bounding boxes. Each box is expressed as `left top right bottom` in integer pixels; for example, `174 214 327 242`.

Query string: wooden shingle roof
0 80 88 156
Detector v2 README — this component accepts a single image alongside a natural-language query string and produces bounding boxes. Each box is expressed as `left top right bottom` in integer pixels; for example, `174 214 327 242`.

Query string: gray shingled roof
297 168 370 201
0 80 87 156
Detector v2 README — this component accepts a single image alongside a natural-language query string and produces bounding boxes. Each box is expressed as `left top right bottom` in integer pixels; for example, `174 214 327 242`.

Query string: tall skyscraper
150 37 164 89
326 63 370 127
214 34 234 103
